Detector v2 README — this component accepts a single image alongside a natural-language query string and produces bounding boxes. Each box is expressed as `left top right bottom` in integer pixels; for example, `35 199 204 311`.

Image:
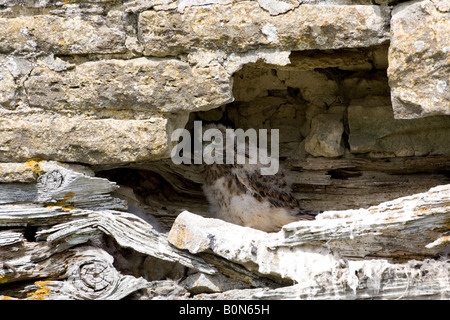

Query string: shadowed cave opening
97 46 450 233
92 46 450 285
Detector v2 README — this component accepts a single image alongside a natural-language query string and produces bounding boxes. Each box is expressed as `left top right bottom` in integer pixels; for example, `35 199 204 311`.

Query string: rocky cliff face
0 0 449 300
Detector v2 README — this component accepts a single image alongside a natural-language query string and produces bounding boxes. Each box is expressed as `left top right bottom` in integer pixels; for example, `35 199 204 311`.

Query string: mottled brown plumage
201 124 318 232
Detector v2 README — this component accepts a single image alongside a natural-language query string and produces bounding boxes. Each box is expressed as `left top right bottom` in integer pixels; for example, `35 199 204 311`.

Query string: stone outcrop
388 0 450 118
138 3 389 56
348 104 450 157
0 0 449 300
0 14 126 55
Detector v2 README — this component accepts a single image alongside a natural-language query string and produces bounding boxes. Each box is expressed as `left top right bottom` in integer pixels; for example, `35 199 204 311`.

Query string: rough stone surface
138 3 389 56
0 115 182 164
182 272 251 294
168 183 450 298
24 57 232 113
0 14 126 55
0 63 16 107
169 183 450 277
305 112 345 157
257 0 300 15
388 0 450 118
348 104 450 157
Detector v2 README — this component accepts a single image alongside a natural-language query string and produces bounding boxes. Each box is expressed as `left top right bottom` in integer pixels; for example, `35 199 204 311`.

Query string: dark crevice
24 225 38 242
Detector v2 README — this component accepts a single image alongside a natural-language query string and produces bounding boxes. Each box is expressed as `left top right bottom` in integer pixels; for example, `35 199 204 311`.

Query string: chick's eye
213 137 222 145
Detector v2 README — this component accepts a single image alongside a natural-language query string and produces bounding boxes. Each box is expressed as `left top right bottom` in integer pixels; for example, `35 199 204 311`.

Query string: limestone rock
388 0 450 118
348 104 450 157
305 113 345 157
0 14 126 55
0 63 16 107
176 0 232 13
1 0 450 301
182 272 251 294
232 67 287 102
132 280 190 300
138 3 389 56
24 57 232 113
1 54 233 164
0 163 37 183
283 48 377 71
257 0 300 15
0 114 184 164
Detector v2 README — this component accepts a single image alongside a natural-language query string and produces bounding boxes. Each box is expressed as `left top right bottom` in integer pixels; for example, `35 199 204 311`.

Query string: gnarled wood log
168 184 450 299
0 161 449 299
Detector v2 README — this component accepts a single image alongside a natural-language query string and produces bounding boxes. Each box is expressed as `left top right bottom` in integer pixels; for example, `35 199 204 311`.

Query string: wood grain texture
0 160 448 299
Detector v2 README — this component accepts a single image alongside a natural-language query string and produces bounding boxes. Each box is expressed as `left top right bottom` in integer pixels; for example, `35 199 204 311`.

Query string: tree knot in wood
38 170 64 192
72 260 118 296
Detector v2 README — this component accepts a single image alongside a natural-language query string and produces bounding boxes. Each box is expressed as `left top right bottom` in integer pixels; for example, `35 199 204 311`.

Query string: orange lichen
414 207 430 215
47 192 75 211
27 280 53 300
61 205 75 212
25 158 44 178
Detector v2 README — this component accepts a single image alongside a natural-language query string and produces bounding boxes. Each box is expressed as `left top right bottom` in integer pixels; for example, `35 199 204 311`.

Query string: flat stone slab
388 0 450 118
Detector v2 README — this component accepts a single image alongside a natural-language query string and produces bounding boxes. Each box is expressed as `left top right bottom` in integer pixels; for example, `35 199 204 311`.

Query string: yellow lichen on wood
27 280 53 300
47 192 75 211
413 206 431 216
59 192 75 211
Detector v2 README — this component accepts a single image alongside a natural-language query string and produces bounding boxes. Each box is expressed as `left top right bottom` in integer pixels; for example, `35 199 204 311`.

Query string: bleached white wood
279 184 450 259
0 161 216 299
0 230 24 246
1 160 448 299
0 204 88 227
0 161 127 210
37 209 217 275
12 247 150 300
168 184 450 299
194 258 450 300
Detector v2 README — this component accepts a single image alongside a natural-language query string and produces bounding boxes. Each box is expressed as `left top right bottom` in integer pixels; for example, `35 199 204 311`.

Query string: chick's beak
202 142 215 157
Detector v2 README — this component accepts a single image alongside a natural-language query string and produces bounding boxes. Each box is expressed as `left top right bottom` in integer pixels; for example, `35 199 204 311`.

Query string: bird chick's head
202 135 223 157
200 122 280 175
202 123 233 160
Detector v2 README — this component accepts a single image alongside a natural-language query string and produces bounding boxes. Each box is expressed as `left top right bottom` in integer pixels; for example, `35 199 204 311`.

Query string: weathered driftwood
0 161 213 299
0 206 218 297
281 184 450 260
0 160 449 299
133 156 450 230
168 184 450 299
193 258 450 300
37 209 216 274
0 226 149 299
0 161 127 210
